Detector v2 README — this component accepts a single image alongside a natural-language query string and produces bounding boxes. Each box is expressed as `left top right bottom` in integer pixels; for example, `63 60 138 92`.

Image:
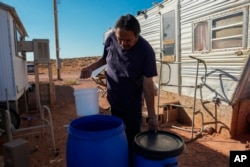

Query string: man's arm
143 76 158 130
80 57 106 79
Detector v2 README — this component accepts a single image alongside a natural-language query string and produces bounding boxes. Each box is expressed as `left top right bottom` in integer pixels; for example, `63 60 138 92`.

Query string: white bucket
74 88 99 117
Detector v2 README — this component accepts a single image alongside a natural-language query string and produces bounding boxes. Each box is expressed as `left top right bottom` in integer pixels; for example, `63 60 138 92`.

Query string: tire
0 106 21 131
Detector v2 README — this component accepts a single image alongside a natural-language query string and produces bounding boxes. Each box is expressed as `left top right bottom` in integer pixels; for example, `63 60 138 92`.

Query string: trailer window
193 11 245 51
194 21 209 51
14 23 25 58
162 10 176 62
212 12 243 49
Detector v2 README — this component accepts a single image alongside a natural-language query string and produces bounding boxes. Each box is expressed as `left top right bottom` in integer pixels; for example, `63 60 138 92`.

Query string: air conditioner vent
33 39 50 63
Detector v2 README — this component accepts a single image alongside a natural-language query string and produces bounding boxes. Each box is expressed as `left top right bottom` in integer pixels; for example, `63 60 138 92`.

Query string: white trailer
0 2 29 113
135 0 250 138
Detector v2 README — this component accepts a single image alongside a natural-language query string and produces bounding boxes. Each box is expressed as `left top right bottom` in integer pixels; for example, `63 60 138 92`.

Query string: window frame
14 21 26 59
192 8 248 52
161 10 176 62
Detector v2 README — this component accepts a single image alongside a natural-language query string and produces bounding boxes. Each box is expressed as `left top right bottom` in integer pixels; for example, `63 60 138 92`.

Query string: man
80 14 158 166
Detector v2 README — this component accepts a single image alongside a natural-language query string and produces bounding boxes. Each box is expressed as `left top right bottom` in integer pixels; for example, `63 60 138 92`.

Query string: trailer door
159 1 180 94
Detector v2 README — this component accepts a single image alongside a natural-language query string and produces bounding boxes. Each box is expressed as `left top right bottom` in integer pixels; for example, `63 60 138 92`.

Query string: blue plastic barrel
66 114 129 167
133 130 185 167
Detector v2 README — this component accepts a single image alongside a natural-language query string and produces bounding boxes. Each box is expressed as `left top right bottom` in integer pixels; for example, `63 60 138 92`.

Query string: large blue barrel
133 130 185 167
66 114 129 167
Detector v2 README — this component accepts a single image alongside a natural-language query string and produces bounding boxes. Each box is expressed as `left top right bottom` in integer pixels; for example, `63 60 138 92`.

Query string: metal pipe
12 105 57 155
43 105 57 154
5 110 13 141
5 88 13 141
14 124 50 132
53 0 61 80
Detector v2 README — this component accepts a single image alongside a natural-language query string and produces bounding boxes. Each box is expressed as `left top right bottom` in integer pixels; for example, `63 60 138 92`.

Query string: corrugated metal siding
179 0 250 103
248 6 250 48
13 56 29 99
0 9 16 101
136 7 161 60
181 0 250 23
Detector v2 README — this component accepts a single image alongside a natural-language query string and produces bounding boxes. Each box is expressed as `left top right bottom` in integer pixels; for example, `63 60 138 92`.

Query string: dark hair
114 14 141 37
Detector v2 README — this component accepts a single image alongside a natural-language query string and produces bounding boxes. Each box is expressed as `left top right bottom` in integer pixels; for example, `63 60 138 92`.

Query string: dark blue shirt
103 32 157 111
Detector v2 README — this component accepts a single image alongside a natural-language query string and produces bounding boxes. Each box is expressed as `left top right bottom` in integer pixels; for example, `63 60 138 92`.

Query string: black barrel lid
134 130 185 160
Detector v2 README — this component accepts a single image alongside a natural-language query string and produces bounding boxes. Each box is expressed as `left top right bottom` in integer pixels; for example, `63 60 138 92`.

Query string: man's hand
80 67 92 79
148 116 158 131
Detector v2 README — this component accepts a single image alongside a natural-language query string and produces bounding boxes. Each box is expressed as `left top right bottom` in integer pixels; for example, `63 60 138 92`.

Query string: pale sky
1 0 162 60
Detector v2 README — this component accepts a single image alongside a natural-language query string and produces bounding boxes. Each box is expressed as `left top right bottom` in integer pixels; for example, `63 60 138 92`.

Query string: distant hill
27 56 101 73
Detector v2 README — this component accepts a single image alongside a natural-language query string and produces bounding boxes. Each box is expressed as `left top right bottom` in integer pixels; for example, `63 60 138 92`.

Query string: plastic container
73 88 99 116
133 130 185 167
66 115 129 167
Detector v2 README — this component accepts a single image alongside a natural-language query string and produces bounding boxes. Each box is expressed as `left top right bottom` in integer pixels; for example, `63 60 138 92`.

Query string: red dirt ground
0 58 249 167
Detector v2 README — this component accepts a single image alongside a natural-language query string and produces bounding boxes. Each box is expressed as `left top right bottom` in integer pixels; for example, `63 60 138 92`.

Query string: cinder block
163 105 179 123
3 138 30 167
